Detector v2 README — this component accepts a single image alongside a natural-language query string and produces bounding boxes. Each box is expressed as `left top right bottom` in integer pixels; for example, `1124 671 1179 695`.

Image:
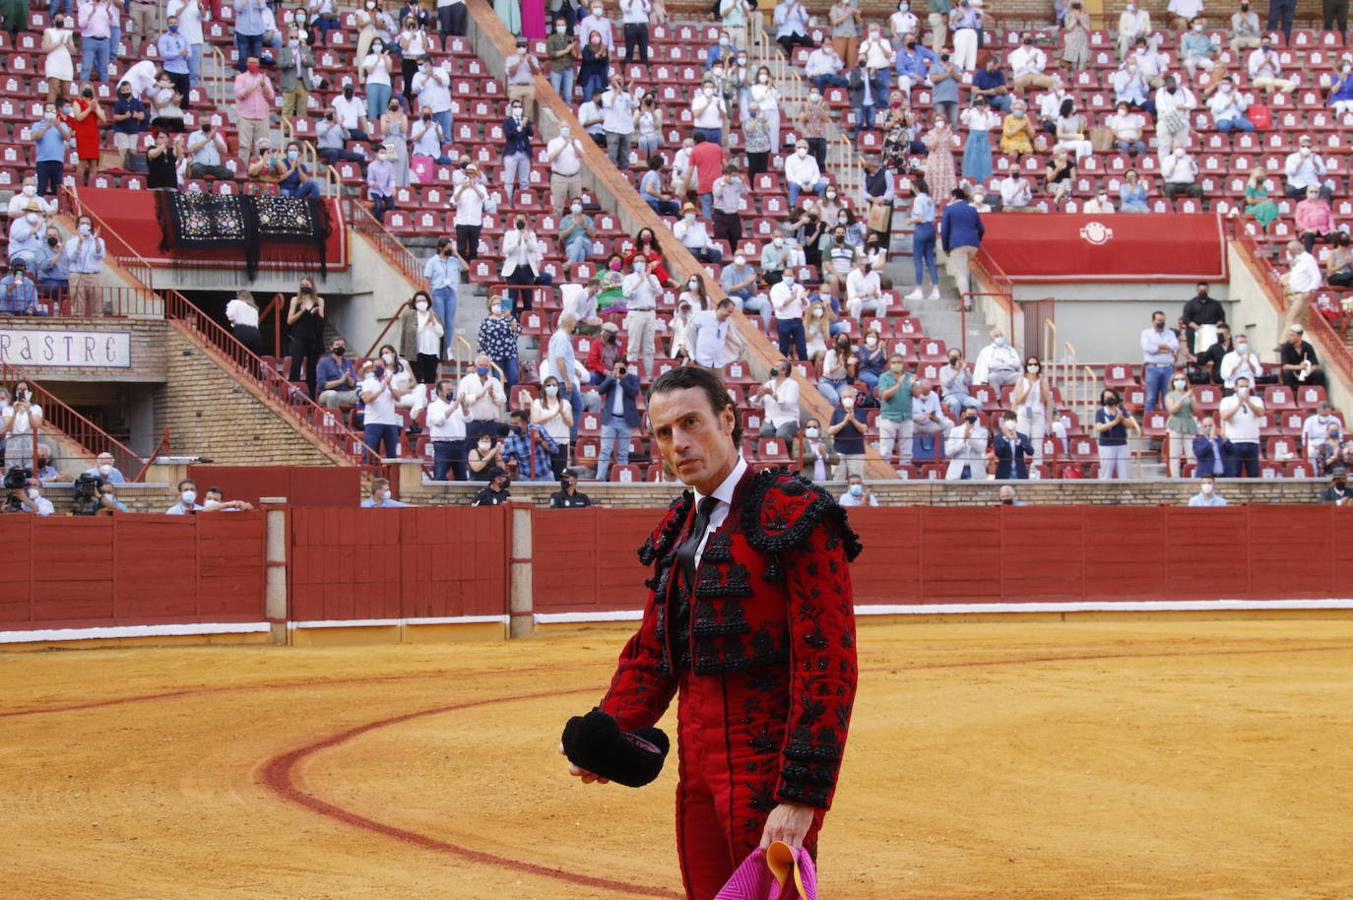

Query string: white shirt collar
694 455 747 508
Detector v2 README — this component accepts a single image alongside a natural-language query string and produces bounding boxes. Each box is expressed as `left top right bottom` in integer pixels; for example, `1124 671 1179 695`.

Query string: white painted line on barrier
534 610 646 624
287 615 511 630
0 622 272 644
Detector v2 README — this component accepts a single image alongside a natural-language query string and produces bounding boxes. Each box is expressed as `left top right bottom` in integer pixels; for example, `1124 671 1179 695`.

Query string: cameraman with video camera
4 472 54 516
70 471 106 516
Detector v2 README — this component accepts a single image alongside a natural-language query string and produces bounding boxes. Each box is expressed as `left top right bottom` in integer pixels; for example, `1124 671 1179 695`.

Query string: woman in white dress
1013 354 1054 467
747 65 782 153
531 374 574 477
43 16 76 103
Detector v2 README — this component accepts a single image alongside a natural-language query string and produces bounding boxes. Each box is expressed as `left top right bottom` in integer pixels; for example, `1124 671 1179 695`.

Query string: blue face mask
849 484 863 497
476 366 489 377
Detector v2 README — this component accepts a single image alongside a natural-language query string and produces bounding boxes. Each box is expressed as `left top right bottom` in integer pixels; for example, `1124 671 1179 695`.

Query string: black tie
676 496 721 594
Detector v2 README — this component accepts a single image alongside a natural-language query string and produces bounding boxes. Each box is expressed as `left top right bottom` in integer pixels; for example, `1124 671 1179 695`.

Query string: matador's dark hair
648 365 743 448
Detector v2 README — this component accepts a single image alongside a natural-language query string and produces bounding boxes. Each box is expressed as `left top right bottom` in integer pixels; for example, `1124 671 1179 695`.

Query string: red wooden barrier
187 466 362 507
532 508 658 614
0 513 267 631
289 506 511 621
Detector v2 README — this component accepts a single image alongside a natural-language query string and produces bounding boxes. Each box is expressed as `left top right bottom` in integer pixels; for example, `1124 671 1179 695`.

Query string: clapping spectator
559 199 596 265
1219 376 1263 476
1280 240 1322 332
1284 135 1331 201
186 121 232 179
999 99 1036 158
233 57 274 161
742 105 771 176
467 435 504 480
36 225 70 298
502 215 546 317
755 360 801 440
531 375 574 477
452 164 488 260
1206 78 1254 134
1295 186 1337 254
1247 37 1297 94
2 382 44 470
502 97 534 203
579 30 610 104
44 15 77 103
411 108 451 165
1013 354 1053 464
768 271 807 360
1010 32 1051 95
1180 19 1219 79
1120 167 1149 213
672 204 721 263
805 43 848 92
719 252 771 329
367 144 398 222
545 14 578 100
691 78 728 145
377 99 411 187
0 262 41 317
77 0 115 84
279 30 315 123
460 350 509 444
818 333 855 405
993 411 1035 479
1094 388 1141 479
476 295 520 388
31 103 73 198
838 473 878 506
827 385 867 480
1107 102 1147 156
64 213 105 317
1045 147 1075 204
502 409 558 481
945 399 989 480
316 337 359 408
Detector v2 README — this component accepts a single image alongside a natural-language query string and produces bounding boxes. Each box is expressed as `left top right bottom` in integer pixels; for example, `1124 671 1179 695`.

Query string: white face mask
478 440 492 451
1201 483 1214 495
842 397 855 408
1026 364 1039 373
27 487 40 500
571 203 582 213
865 336 877 347
806 427 820 439
380 489 392 501
1173 380 1186 389
758 74 769 83
22 184 34 196
633 262 645 273
684 214 696 224
99 463 113 476
181 489 197 504
796 148 807 157
734 256 746 266
812 308 824 318
382 352 396 364
416 301 429 311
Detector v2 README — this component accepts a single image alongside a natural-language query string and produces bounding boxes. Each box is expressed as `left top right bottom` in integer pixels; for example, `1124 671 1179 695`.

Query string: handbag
1088 125 1114 153
410 154 434 185
715 841 818 900
1248 104 1271 131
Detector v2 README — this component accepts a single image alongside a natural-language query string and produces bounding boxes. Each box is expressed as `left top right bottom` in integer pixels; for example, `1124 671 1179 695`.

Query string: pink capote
714 841 818 900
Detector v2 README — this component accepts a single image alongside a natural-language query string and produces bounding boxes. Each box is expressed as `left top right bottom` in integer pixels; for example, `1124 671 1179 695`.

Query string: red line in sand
257 687 680 899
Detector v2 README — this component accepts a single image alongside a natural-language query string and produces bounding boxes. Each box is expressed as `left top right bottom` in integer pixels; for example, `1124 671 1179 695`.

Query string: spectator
1154 76 1196 158
639 154 680 216
501 214 546 317
277 31 314 123
1010 32 1051 96
827 385 867 480
0 262 41 317
458 353 508 447
772 0 811 54
848 58 879 141
748 67 783 153
84 450 125 484
1013 354 1052 465
1203 78 1253 136
1279 324 1325 388
579 30 610 105
468 432 505 480
360 476 409 507
532 375 574 477
760 229 795 289
5 477 54 517
1107 102 1147 157
792 416 836 482
1139 311 1179 412
1181 281 1225 355
622 257 660 377
1035 76 1072 131
201 486 253 512
1280 240 1322 332
1302 401 1340 461
410 58 453 142
66 82 104 188
672 205 721 264
1062 1 1091 69
1192 416 1230 477
939 348 973 417
476 296 520 389
1094 388 1141 479
285 278 325 396
1119 167 1149 213
1295 186 1337 255
1313 421 1350 475
1188 473 1228 506
693 140 729 221
545 15 578 100
64 214 106 318
9 212 48 270
316 337 359 408
545 126 585 215
667 298 695 361
578 1 613 52
146 73 187 133
31 103 73 198
972 329 1021 390
36 225 70 298
719 253 769 330
960 98 999 183
316 113 366 174
186 121 232 179
889 0 918 42
76 0 114 84
1179 19 1218 79
233 57 275 161
356 357 400 462
742 106 772 177
274 141 322 199
553 199 594 266
875 353 913 465
409 291 445 387
167 0 205 87
928 52 961 127
1052 98 1092 161
993 411 1034 479
753 360 800 441
423 238 463 356
845 255 886 320
768 271 808 360
165 479 206 514
805 43 848 92
1326 231 1353 289
910 377 948 442
838 473 878 506
1164 373 1199 478
502 98 534 205
782 141 828 208
1080 189 1114 214
594 359 640 480
549 468 592 507
496 37 539 120
691 298 737 368
501 409 557 481
1161 148 1204 205
998 99 1036 160
1247 38 1296 94
1329 61 1353 116
361 37 395 122
544 311 586 445
1116 1 1152 59
691 78 728 145
2 382 44 469
944 399 988 480
452 164 488 260
1219 376 1263 476
1219 330 1263 390
331 84 370 143
803 298 836 367
8 178 56 218
226 290 263 355
828 0 862 68
941 186 983 305
158 15 194 107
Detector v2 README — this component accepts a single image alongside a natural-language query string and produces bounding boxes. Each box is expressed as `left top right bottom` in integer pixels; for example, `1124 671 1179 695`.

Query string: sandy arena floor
4 619 1353 898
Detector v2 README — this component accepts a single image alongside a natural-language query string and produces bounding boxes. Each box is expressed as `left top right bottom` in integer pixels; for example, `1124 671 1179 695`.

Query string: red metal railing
37 283 164 318
1232 230 1353 387
163 288 371 466
0 361 146 481
132 428 174 483
339 195 428 286
258 292 287 359
363 299 413 360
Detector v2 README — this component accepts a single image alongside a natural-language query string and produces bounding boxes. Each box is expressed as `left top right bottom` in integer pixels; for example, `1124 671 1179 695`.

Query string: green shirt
545 33 574 73
878 371 913 421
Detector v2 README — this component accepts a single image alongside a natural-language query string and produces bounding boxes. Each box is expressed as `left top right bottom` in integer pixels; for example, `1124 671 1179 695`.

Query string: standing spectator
546 15 578 101
1281 239 1322 332
795 87 834 173
502 409 558 481
362 39 395 122
922 115 956 203
945 399 988 480
768 271 807 360
69 81 105 186
167 0 205 87
452 165 488 260
618 0 651 67
1062 2 1091 70
31 104 72 198
829 0 862 68
1192 416 1230 477
502 98 534 205
634 92 663 158
234 0 269 69
904 176 940 301
875 353 913 466
993 412 1034 480
579 30 611 105
412 59 454 142
960 97 999 184
278 30 315 123
667 297 696 361
1181 281 1225 356
316 337 359 408
755 360 800 440
225 290 263 355
367 145 397 222
622 257 660 377
44 15 77 103
477 295 521 388
1279 324 1325 388
748 67 783 153
578 1 613 52
427 380 468 481
1154 76 1196 159
691 78 728 146
546 311 586 442
396 15 432 108
795 416 837 482
1013 354 1052 464
928 53 961 128
940 187 983 306
1094 388 1141 479
411 290 445 386
1188 474 1228 506
817 333 855 406
691 298 737 368
159 16 193 106
600 77 638 171
286 278 326 397
1116 3 1152 59
828 385 867 479
532 375 574 477
709 162 746 250
560 199 595 264
502 215 546 317
690 136 726 218
1284 136 1331 201
458 352 508 445
77 0 114 84
1164 373 1198 478
594 359 640 480
1219 376 1263 476
1140 310 1179 412
504 37 542 118
1220 330 1263 389
376 101 409 188
233 57 274 160
64 214 105 318
546 125 585 215
742 105 771 176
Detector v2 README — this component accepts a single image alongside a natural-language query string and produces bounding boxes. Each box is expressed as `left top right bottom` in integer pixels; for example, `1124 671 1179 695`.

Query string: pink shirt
78 0 112 38
1294 198 1335 234
233 71 275 119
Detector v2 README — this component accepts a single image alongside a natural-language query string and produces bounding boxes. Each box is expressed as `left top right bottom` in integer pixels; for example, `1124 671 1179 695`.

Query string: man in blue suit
1191 417 1231 478
940 187 984 308
993 411 1035 479
594 358 642 480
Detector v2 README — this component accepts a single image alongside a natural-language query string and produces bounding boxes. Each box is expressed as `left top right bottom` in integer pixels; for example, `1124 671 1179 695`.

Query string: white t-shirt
426 397 467 440
361 374 400 425
453 181 487 226
363 53 392 86
332 94 366 130
1220 393 1264 443
415 310 444 355
412 67 452 113
3 402 43 436
225 298 259 327
166 0 204 43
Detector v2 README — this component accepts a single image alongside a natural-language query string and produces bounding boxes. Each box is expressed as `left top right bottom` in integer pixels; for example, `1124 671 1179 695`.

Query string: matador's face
647 387 738 495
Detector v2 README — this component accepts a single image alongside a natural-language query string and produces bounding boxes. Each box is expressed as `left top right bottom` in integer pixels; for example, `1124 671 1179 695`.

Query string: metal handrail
363 298 412 360
259 292 287 359
0 361 146 481
132 428 173 482
338 195 428 285
60 185 156 290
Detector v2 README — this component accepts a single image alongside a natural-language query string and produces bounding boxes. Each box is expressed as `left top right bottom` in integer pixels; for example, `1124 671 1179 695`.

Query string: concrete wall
327 233 421 358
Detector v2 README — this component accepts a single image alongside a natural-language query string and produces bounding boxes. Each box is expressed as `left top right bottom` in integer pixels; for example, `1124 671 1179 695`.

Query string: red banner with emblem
976 213 1228 282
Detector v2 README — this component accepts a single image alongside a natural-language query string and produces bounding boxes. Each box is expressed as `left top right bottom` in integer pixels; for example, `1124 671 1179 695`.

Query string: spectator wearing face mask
551 200 592 266
805 43 848 92
357 356 401 462
972 329 1020 390
1163 373 1198 478
1191 417 1230 477
532 376 574 477
451 164 487 260
1302 402 1341 460
165 479 206 514
36 226 70 299
501 409 558 482
691 79 729 146
422 238 463 356
232 57 274 161
285 279 326 396
856 330 887 391
316 338 359 408
873 354 912 466
503 37 541 118
992 411 1034 480
719 253 767 329
2 382 43 469
30 103 73 197
1219 376 1263 476
7 478 55 516
1314 426 1351 476
360 476 409 507
708 161 746 245
754 360 801 441
944 398 988 480
278 30 315 122
501 98 534 205
1280 240 1323 334
938 348 972 417
409 59 453 146
470 467 512 505
1139 311 1179 412
621 258 660 377
546 126 585 215
0 261 41 316
478 295 521 388
838 474 877 506
1230 0 1261 51
673 205 722 265
408 291 445 386
1094 389 1141 479
691 298 738 368
1187 474 1228 506
1013 355 1052 466
782 142 828 209
826 385 866 479
185 121 232 179
502 215 545 317
1247 39 1296 94
1219 332 1262 390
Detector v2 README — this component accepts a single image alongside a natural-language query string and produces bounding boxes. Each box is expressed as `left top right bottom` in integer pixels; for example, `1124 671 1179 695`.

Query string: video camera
71 472 105 517
3 465 31 513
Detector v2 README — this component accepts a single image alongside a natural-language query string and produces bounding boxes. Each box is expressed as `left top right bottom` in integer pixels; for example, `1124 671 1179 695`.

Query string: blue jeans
282 180 322 200
371 193 396 222
1216 116 1254 133
1227 441 1260 477
36 160 64 196
852 103 876 137
49 0 72 14
431 285 456 354
810 73 850 91
565 232 592 263
363 422 400 461
733 293 771 330
366 82 392 123
693 127 722 145
311 14 340 44
80 36 110 82
818 378 846 406
432 439 466 481
1114 139 1148 156
549 67 575 102
581 71 606 103
859 370 880 391
987 93 1011 113
235 32 264 71
777 317 807 360
1143 363 1172 412
787 178 827 208
596 418 632 480
433 109 453 144
188 42 202 87
492 355 519 390
698 191 713 220
567 384 583 444
913 222 938 286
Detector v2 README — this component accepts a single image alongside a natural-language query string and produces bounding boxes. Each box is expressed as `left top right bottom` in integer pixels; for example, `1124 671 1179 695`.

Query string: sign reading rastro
0 330 131 368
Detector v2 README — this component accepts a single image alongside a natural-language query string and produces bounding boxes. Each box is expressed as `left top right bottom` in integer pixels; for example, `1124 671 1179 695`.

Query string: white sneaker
928 287 941 301
905 288 924 301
